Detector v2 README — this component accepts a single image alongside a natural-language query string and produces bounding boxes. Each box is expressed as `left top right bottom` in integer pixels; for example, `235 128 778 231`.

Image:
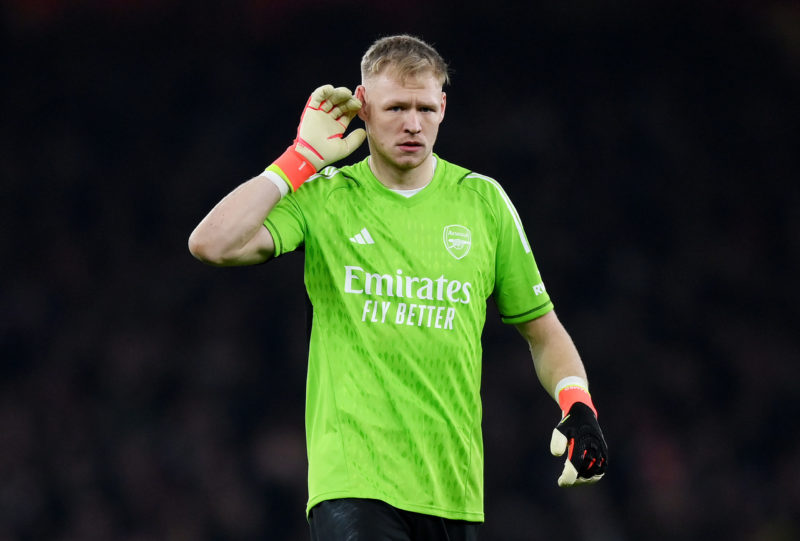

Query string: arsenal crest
443 225 471 260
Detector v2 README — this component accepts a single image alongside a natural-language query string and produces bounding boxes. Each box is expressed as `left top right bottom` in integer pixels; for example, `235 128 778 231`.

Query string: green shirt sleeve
465 173 554 324
264 184 309 257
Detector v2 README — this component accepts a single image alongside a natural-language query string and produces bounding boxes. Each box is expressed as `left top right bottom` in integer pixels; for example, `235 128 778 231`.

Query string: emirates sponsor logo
343 265 472 331
343 266 472 304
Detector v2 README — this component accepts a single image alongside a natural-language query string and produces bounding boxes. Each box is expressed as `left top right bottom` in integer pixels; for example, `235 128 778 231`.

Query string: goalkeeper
189 34 608 540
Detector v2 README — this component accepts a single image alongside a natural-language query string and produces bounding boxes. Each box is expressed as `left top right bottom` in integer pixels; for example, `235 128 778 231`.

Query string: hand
294 85 366 171
550 402 608 486
265 85 366 194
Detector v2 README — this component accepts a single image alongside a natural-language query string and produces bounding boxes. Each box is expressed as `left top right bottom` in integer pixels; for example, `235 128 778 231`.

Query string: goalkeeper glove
550 378 608 487
263 85 366 195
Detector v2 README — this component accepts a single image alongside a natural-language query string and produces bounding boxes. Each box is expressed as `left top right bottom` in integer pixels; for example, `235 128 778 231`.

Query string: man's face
356 70 446 174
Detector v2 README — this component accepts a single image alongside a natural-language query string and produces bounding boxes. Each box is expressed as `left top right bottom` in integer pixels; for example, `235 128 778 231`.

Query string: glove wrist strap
267 145 317 192
259 169 290 198
555 376 597 418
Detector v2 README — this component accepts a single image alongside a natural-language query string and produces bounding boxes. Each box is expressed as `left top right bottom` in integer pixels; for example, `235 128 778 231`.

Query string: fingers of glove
550 428 569 457
308 85 336 109
557 459 579 487
341 128 366 153
317 86 354 113
573 443 607 478
327 97 362 123
332 96 363 122
557 457 605 487
569 472 605 487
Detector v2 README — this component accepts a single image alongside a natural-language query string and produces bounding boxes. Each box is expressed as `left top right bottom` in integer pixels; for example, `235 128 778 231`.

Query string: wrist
259 169 290 198
554 376 597 418
266 145 317 194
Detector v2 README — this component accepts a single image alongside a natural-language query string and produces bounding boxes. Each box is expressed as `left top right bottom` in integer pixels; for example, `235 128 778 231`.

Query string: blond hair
360 34 450 86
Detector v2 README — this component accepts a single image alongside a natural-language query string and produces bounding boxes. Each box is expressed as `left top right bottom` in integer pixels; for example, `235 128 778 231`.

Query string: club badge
443 224 471 260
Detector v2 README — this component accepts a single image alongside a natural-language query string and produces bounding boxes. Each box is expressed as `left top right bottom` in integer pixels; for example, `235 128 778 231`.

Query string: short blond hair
360 34 450 86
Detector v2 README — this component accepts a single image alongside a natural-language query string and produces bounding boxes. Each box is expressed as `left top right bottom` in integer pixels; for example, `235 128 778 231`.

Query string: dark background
2 0 799 539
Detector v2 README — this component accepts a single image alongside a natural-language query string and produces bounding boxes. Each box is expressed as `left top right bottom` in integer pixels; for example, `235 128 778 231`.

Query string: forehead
364 70 443 101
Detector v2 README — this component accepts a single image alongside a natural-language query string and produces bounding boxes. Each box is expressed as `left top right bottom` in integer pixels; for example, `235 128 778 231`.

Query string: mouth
397 141 424 152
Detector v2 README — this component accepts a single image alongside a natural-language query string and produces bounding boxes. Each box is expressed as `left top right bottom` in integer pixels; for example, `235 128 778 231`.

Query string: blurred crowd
2 1 799 540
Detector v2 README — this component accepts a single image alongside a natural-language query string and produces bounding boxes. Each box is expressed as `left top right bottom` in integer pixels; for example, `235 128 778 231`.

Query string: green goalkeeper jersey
264 155 553 522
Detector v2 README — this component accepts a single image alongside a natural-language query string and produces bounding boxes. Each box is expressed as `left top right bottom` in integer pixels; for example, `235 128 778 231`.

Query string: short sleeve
264 191 307 257
489 183 554 324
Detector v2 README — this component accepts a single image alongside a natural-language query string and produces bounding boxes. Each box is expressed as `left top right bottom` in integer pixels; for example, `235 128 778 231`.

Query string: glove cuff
268 145 317 192
555 376 597 418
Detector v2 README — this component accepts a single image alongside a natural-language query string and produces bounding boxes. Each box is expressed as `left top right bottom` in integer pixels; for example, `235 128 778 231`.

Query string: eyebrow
385 98 440 110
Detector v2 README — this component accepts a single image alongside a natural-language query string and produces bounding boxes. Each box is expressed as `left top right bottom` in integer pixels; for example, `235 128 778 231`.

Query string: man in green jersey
189 34 607 540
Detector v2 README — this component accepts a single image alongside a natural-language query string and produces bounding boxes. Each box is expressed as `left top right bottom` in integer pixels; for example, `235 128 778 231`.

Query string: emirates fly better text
343 265 473 330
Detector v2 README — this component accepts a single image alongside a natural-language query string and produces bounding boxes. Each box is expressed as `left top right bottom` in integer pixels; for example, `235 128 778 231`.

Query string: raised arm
188 85 366 266
188 176 281 266
515 310 609 487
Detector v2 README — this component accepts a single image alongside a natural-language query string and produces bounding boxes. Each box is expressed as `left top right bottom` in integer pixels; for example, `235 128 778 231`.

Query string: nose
404 111 422 134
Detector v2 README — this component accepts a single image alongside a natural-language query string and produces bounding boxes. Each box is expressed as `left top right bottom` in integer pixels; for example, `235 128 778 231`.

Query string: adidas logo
349 227 374 245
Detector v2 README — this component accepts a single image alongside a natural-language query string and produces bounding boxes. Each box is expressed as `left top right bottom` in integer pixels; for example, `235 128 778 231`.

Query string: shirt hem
306 491 485 523
263 219 283 257
500 301 554 325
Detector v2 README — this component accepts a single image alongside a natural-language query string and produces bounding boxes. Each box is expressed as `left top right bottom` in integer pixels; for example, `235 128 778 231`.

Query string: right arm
188 84 366 267
188 175 280 266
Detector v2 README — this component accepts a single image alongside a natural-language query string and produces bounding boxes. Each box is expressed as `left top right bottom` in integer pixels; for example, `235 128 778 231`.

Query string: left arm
516 310 609 486
515 310 586 400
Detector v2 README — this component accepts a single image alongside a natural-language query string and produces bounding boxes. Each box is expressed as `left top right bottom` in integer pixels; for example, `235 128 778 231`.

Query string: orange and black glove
550 379 608 486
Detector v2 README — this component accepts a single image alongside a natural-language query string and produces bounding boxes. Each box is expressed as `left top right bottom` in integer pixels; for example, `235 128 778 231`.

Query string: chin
393 152 429 170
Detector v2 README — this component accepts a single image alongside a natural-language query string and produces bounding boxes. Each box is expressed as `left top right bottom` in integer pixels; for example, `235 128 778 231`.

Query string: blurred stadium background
2 0 799 539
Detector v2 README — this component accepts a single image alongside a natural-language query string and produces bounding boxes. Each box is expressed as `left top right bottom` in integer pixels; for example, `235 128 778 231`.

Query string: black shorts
308 498 481 541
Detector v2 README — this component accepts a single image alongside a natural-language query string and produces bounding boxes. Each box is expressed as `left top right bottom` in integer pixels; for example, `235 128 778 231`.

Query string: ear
355 85 368 121
440 91 447 122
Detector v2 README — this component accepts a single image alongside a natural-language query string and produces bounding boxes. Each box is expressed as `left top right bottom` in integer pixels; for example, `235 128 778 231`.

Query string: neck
368 154 435 190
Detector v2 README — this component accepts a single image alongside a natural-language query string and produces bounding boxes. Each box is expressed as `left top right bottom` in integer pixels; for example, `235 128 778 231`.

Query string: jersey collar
360 154 444 207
